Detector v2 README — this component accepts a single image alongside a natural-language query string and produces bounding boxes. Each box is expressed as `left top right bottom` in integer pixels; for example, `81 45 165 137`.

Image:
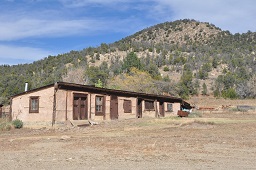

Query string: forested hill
1 19 256 104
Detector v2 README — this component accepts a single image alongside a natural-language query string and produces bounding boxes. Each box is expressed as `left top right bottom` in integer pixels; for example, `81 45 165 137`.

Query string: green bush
12 119 23 129
222 88 237 99
163 66 169 72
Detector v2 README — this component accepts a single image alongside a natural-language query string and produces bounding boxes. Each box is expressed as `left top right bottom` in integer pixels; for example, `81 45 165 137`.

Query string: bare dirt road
1 109 256 170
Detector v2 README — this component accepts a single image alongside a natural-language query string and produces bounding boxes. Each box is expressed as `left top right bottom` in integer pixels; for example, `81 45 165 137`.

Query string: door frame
159 101 165 117
137 98 143 118
110 95 118 120
73 93 88 120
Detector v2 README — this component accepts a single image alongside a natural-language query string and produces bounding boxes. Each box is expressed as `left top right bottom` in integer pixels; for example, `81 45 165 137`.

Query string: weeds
194 120 215 125
228 107 248 113
188 111 202 118
0 118 13 131
0 118 23 131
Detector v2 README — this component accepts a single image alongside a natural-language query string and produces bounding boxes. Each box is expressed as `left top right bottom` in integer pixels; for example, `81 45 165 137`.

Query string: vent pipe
25 82 28 92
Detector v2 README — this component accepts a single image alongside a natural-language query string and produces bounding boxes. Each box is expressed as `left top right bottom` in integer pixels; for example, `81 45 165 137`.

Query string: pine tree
202 82 208 95
95 79 103 88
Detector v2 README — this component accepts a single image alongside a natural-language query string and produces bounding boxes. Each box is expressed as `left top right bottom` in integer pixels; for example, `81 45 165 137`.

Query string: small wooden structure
177 110 189 117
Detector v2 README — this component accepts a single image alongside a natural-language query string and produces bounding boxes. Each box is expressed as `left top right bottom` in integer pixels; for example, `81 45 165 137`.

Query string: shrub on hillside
163 66 169 72
222 88 238 99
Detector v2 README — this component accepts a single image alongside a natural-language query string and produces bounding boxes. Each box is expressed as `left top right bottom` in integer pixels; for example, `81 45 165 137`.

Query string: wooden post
154 100 159 118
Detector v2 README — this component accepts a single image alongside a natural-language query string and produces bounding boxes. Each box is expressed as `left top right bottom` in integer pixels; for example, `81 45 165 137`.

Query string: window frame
167 103 173 112
144 100 155 111
123 100 132 113
95 95 105 116
29 96 39 113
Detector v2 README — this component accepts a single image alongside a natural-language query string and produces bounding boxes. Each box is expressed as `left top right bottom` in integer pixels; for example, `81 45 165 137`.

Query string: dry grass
0 118 13 131
1 108 256 169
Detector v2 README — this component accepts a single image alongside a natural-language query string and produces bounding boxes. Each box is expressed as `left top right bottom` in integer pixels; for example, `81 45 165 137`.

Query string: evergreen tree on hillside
122 52 142 73
202 82 208 95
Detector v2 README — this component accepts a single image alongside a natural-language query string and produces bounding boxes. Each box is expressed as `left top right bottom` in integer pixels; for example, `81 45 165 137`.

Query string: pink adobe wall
11 86 184 127
55 90 110 122
142 100 158 118
90 93 110 121
11 86 55 122
55 90 90 122
118 97 137 119
164 102 181 116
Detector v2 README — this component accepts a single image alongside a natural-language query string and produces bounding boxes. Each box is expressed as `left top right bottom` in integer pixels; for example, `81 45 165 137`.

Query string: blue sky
1 0 256 65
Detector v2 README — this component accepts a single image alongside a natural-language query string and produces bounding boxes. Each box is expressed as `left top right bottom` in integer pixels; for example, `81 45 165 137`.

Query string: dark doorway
110 95 118 120
137 98 143 118
159 101 165 117
73 93 88 120
0 104 3 118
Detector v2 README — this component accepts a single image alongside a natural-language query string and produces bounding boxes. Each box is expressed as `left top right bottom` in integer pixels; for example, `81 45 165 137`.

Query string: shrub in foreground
12 119 23 129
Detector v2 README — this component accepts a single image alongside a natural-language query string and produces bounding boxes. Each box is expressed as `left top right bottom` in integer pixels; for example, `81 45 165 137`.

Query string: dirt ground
1 98 256 170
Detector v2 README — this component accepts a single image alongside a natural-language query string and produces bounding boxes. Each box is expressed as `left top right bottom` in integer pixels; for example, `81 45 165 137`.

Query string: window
167 103 173 112
29 96 39 113
123 100 132 113
145 100 154 110
95 96 104 115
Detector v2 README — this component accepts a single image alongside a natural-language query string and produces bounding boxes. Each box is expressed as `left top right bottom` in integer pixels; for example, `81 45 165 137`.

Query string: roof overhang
10 82 191 107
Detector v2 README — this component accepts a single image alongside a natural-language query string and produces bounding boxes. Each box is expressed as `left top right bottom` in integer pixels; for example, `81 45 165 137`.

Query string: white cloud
58 0 132 7
58 0 256 33
1 0 256 65
150 0 256 33
0 44 52 64
0 16 110 41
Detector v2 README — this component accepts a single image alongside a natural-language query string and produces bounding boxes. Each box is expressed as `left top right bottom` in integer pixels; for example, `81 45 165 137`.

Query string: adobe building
10 82 191 127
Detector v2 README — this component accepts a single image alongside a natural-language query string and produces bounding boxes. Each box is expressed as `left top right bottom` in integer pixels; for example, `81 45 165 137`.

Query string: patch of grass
136 121 152 127
228 107 243 112
194 120 215 125
188 111 202 118
136 117 182 127
0 118 24 131
163 116 182 120
0 118 13 131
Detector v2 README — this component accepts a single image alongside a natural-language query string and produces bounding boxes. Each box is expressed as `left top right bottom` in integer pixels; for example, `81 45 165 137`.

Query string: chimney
25 82 28 92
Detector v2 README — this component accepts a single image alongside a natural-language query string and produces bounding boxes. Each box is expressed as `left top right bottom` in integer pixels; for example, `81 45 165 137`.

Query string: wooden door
110 95 118 120
73 94 88 120
159 101 165 117
137 98 142 118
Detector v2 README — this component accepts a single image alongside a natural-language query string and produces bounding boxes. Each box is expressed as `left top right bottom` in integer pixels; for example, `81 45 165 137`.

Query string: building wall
11 85 184 127
11 86 55 123
118 97 137 119
55 90 151 121
164 102 181 116
90 93 110 121
55 90 89 122
55 89 70 122
55 90 111 122
142 100 159 118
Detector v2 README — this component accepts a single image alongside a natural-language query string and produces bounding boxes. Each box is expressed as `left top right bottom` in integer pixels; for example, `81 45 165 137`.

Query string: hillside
0 19 256 104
